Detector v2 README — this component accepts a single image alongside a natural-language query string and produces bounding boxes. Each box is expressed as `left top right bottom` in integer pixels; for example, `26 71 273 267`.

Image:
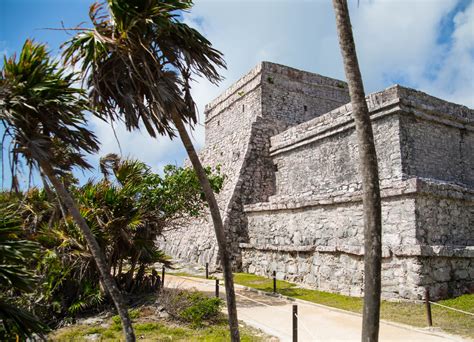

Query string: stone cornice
240 243 474 258
243 178 474 213
270 85 474 156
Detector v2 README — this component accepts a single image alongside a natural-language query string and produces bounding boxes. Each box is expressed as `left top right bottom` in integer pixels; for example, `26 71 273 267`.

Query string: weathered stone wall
242 179 474 299
159 62 350 268
159 62 473 300
240 85 473 300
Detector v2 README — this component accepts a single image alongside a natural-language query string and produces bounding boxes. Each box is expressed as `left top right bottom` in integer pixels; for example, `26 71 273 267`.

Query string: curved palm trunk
331 1 382 341
171 113 240 342
39 161 136 342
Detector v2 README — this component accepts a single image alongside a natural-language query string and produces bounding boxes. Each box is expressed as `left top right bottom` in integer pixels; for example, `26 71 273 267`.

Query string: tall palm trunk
38 161 136 342
171 113 240 342
331 1 382 341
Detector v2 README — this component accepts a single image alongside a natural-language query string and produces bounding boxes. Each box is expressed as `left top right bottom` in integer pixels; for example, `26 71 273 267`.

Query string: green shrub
178 292 223 327
160 289 223 327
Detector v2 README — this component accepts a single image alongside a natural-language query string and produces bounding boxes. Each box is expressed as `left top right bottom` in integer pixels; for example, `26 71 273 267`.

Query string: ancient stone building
159 62 474 300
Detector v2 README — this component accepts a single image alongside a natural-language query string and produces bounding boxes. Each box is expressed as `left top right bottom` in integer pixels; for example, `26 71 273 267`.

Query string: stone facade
159 62 474 300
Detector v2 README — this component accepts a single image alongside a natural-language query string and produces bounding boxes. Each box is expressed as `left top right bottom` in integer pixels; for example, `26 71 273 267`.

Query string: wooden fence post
273 270 277 294
425 287 433 327
292 304 298 342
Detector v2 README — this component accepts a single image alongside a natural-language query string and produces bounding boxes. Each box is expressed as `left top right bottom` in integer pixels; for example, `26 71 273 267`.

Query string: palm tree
331 1 382 341
63 1 240 339
0 40 136 341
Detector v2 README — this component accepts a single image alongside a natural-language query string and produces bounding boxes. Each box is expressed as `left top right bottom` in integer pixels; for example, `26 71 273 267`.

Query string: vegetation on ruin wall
233 273 474 338
0 158 223 339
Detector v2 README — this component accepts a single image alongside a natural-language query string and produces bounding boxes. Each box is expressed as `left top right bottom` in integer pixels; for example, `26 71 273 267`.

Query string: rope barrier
173 275 474 333
237 310 291 338
428 301 474 317
413 298 474 317
170 274 319 339
294 312 318 341
233 291 290 314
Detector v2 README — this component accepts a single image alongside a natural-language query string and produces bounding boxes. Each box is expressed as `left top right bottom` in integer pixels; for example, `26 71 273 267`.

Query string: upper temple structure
159 62 474 300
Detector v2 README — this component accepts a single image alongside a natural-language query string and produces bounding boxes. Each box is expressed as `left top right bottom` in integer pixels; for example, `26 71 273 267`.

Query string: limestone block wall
240 85 474 300
242 179 474 299
397 86 474 186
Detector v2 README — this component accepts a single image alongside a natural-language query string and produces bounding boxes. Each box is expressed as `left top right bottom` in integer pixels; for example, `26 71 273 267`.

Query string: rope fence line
294 312 318 341
412 299 474 317
428 301 474 317
176 275 474 317
169 274 474 341
169 274 320 340
237 310 291 338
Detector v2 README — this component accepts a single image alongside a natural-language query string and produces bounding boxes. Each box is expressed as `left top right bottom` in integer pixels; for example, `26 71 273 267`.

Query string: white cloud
84 0 472 180
180 0 472 114
418 0 474 107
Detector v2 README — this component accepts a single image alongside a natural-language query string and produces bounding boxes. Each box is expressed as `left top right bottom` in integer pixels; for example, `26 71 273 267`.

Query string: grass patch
51 320 265 341
232 273 474 338
50 304 268 341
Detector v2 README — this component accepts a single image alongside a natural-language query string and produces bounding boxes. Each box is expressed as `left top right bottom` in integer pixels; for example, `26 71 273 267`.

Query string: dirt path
165 274 468 342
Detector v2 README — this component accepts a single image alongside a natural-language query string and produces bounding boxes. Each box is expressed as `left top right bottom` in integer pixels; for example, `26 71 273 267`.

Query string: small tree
64 1 240 339
0 40 135 341
331 1 383 341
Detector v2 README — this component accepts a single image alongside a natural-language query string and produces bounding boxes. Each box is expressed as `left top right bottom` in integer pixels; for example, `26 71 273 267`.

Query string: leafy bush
160 289 223 327
179 293 223 327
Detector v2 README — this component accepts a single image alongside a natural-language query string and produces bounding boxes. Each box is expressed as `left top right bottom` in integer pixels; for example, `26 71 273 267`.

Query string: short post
161 266 165 288
206 262 209 279
273 270 277 294
425 287 433 327
292 304 298 342
215 279 220 298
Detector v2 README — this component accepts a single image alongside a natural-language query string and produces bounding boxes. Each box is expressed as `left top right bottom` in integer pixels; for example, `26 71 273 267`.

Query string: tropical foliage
63 1 239 338
1 1 230 339
0 39 99 187
0 204 49 340
0 157 223 336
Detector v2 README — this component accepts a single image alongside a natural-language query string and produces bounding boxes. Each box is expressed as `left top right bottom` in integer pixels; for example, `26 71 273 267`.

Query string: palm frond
0 40 99 184
63 0 226 138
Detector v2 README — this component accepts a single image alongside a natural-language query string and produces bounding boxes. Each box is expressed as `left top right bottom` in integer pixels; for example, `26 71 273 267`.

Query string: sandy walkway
165 274 468 342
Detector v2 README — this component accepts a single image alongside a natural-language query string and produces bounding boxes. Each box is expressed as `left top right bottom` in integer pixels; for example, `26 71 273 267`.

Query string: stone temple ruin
160 62 474 300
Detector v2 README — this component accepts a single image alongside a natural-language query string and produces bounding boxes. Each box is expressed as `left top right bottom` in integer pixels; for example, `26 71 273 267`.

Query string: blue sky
1 0 473 189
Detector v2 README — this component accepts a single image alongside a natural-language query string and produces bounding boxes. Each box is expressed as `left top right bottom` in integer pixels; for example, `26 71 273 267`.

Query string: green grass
50 307 267 342
232 273 474 338
51 321 265 341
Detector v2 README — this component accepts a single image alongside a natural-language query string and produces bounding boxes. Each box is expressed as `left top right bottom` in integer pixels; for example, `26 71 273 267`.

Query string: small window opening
217 120 220 126
304 105 308 112
242 104 245 112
